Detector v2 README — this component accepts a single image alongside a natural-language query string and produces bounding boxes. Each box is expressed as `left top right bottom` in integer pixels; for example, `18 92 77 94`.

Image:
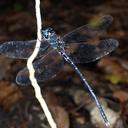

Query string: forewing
65 39 119 63
16 49 64 86
0 40 50 59
63 15 113 44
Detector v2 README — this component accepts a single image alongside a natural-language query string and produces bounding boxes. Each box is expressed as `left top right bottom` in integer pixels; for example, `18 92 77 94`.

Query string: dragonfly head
42 27 59 49
42 27 55 40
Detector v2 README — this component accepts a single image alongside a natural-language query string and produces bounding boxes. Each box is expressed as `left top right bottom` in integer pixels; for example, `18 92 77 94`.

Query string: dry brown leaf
45 92 70 128
98 57 122 74
113 90 128 103
98 57 128 84
0 81 23 109
50 105 70 128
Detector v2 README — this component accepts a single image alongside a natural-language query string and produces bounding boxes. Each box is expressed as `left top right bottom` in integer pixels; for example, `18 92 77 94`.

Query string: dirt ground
0 0 128 128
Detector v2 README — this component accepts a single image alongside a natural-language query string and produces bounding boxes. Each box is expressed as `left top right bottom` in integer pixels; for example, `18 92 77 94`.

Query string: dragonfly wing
63 15 113 44
16 49 64 86
0 40 50 59
65 39 119 63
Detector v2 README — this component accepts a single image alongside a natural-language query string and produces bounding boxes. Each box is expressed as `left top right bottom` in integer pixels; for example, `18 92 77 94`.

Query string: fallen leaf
98 57 128 84
45 91 70 128
51 105 70 128
0 56 13 80
114 118 125 128
73 90 91 105
0 81 23 109
113 90 128 103
106 74 122 85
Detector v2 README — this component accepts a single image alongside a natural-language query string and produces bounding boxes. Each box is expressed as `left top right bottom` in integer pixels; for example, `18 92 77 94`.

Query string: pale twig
27 0 57 128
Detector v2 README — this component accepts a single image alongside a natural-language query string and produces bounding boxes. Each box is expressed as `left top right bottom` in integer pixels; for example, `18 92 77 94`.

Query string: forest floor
0 0 128 128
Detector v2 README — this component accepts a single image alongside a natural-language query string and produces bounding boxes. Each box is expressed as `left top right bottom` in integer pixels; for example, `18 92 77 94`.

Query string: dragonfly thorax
42 27 62 49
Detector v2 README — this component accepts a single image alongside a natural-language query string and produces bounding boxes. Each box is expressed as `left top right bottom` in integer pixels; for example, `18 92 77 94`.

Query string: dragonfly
0 15 118 126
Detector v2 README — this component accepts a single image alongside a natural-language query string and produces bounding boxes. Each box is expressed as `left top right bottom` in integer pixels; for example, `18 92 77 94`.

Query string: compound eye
47 27 53 33
42 27 54 40
42 30 50 39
